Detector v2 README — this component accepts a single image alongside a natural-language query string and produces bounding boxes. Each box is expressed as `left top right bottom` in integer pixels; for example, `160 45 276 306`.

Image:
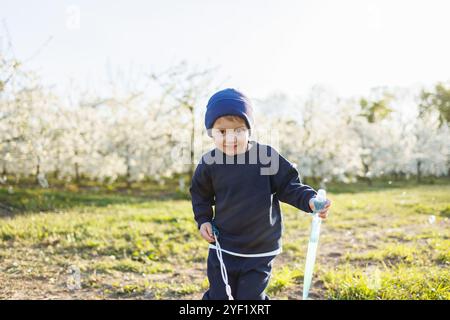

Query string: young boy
189 88 331 300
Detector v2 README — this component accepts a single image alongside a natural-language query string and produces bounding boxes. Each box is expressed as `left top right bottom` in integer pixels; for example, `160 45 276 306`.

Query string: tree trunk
74 149 80 184
447 160 450 177
188 104 195 187
417 160 421 183
35 157 40 185
54 147 60 180
126 145 132 189
75 162 80 184
362 161 372 186
392 172 398 181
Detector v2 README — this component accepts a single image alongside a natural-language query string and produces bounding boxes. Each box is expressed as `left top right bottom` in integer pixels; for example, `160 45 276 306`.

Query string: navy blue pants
202 248 275 300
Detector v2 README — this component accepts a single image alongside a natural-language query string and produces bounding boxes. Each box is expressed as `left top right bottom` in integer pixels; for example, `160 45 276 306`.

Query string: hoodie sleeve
189 158 215 229
269 149 317 213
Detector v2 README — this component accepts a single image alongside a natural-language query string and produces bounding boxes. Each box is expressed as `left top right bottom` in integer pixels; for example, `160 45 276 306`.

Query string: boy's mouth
223 145 238 153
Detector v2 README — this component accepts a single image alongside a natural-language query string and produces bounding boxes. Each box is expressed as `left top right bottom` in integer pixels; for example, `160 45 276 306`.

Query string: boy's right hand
200 222 215 243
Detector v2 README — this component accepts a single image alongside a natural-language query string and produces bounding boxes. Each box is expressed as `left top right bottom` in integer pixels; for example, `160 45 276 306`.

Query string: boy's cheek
212 136 222 146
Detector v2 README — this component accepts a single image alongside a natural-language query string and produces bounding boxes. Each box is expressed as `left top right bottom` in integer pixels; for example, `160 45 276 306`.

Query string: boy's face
211 116 249 156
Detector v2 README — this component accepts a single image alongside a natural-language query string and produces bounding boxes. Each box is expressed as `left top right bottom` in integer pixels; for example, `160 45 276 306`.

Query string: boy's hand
200 222 215 243
309 197 332 220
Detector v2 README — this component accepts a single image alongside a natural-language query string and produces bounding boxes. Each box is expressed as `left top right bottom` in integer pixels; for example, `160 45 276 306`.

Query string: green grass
0 178 449 299
323 265 450 300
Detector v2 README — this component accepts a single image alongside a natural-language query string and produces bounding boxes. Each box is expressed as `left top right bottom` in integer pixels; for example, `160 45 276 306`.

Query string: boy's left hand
309 197 332 220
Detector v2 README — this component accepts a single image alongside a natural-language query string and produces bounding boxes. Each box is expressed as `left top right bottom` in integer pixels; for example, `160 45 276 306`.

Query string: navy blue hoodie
189 140 317 255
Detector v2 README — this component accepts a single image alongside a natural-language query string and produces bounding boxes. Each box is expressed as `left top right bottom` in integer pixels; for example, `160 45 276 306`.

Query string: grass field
0 178 449 300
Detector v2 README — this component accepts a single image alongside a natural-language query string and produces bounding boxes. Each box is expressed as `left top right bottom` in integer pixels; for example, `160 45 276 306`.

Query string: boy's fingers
201 230 214 242
200 223 215 242
202 233 211 241
205 226 215 239
201 223 213 236
314 199 331 211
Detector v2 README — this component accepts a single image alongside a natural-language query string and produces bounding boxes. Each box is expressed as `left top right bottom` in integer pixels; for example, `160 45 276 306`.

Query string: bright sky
2 0 450 100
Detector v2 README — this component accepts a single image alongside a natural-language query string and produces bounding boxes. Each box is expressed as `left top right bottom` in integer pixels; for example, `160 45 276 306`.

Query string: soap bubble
178 177 185 191
66 265 81 290
365 266 381 291
428 215 436 225
37 173 49 188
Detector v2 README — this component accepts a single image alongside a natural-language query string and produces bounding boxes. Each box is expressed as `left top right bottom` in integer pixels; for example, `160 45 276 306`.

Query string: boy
189 88 331 300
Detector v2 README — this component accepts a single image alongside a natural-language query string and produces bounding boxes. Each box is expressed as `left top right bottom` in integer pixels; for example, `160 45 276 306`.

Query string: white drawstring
213 231 234 300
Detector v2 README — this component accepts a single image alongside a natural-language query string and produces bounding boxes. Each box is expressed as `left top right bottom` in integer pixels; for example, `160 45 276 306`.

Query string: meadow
0 178 449 300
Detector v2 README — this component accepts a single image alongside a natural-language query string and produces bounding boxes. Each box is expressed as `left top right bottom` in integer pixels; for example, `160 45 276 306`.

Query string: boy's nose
225 133 237 143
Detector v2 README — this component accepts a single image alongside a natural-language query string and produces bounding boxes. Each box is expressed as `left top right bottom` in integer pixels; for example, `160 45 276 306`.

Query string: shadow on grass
0 183 190 217
312 177 450 194
1 177 449 217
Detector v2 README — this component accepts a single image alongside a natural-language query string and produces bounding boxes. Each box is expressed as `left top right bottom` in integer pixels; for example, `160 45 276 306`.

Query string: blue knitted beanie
205 88 254 137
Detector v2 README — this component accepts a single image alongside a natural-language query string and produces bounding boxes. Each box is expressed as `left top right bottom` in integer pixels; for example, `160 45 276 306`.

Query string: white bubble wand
302 189 327 300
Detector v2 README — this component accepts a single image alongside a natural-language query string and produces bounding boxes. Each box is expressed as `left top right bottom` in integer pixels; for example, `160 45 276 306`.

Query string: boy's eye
211 129 225 137
211 127 247 137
